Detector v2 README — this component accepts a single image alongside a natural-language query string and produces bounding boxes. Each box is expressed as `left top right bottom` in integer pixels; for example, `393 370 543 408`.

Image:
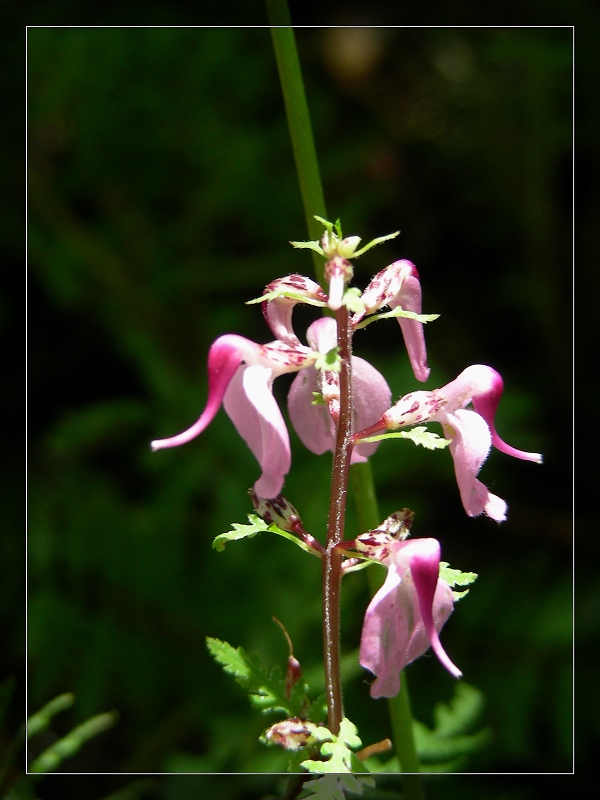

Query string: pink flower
353 260 430 382
380 365 543 521
151 334 317 499
150 308 391 498
287 317 392 463
359 537 460 699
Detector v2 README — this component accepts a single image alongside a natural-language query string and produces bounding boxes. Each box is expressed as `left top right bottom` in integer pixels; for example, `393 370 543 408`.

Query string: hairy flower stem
322 306 354 735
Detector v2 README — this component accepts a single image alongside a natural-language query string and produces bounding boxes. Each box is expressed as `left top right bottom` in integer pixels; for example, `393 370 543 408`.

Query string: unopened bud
264 717 318 750
249 490 303 533
286 655 303 699
337 235 361 258
355 510 414 562
383 390 444 429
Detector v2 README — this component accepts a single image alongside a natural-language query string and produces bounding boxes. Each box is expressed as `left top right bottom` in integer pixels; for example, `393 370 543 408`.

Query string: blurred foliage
16 7 589 797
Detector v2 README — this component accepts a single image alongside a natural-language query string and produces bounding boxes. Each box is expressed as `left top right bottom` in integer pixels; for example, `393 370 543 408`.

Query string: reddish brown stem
322 306 354 735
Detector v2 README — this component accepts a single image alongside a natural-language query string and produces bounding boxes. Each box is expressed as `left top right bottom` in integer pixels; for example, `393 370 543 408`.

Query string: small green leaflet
213 514 320 557
301 774 375 799
440 561 478 601
357 426 450 450
342 287 365 314
314 347 341 373
413 682 491 771
206 637 309 718
354 306 439 331
300 717 369 774
246 289 327 307
29 710 119 773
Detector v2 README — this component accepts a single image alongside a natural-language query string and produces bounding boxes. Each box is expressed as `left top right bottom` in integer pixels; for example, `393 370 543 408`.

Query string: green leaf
289 240 325 256
354 306 439 331
246 288 327 307
413 682 492 769
300 717 367 773
27 693 75 738
351 231 400 258
212 515 268 552
440 561 478 600
213 514 321 558
357 426 450 450
300 774 375 799
314 347 341 373
206 637 308 717
342 287 365 314
28 711 118 773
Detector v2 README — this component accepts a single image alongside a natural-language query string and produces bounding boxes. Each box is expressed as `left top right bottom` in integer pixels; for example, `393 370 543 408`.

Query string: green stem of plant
266 6 327 284
268 2 424 791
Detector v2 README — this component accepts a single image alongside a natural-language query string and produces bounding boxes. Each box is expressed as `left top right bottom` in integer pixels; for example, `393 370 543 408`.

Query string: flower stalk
267 0 426 783
322 305 354 735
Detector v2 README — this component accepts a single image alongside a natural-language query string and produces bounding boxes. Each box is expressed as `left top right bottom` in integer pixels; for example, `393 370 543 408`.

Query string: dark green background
14 5 588 798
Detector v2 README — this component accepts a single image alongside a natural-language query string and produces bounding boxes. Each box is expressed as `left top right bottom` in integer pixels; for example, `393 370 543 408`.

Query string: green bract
213 514 322 558
357 425 451 450
290 215 399 260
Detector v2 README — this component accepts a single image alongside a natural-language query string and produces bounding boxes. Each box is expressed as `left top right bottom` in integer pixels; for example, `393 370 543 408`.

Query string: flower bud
264 717 318 750
249 490 303 533
355 509 414 562
383 390 445 429
337 235 362 258
286 654 303 699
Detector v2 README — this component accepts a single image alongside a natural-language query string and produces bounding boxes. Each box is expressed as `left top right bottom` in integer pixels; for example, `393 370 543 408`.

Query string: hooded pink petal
440 365 542 463
223 364 291 499
357 260 430 382
262 274 327 344
468 366 543 463
150 334 257 451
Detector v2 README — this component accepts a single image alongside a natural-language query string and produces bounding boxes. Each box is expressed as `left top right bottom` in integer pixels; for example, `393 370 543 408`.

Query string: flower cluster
151 256 430 500
153 220 542 703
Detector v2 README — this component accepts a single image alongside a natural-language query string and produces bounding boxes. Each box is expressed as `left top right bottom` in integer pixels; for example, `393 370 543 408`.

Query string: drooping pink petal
444 408 506 522
351 357 392 462
406 539 462 679
223 364 291 499
359 565 406 698
287 354 392 463
150 334 257 452
389 273 430 382
287 366 336 456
